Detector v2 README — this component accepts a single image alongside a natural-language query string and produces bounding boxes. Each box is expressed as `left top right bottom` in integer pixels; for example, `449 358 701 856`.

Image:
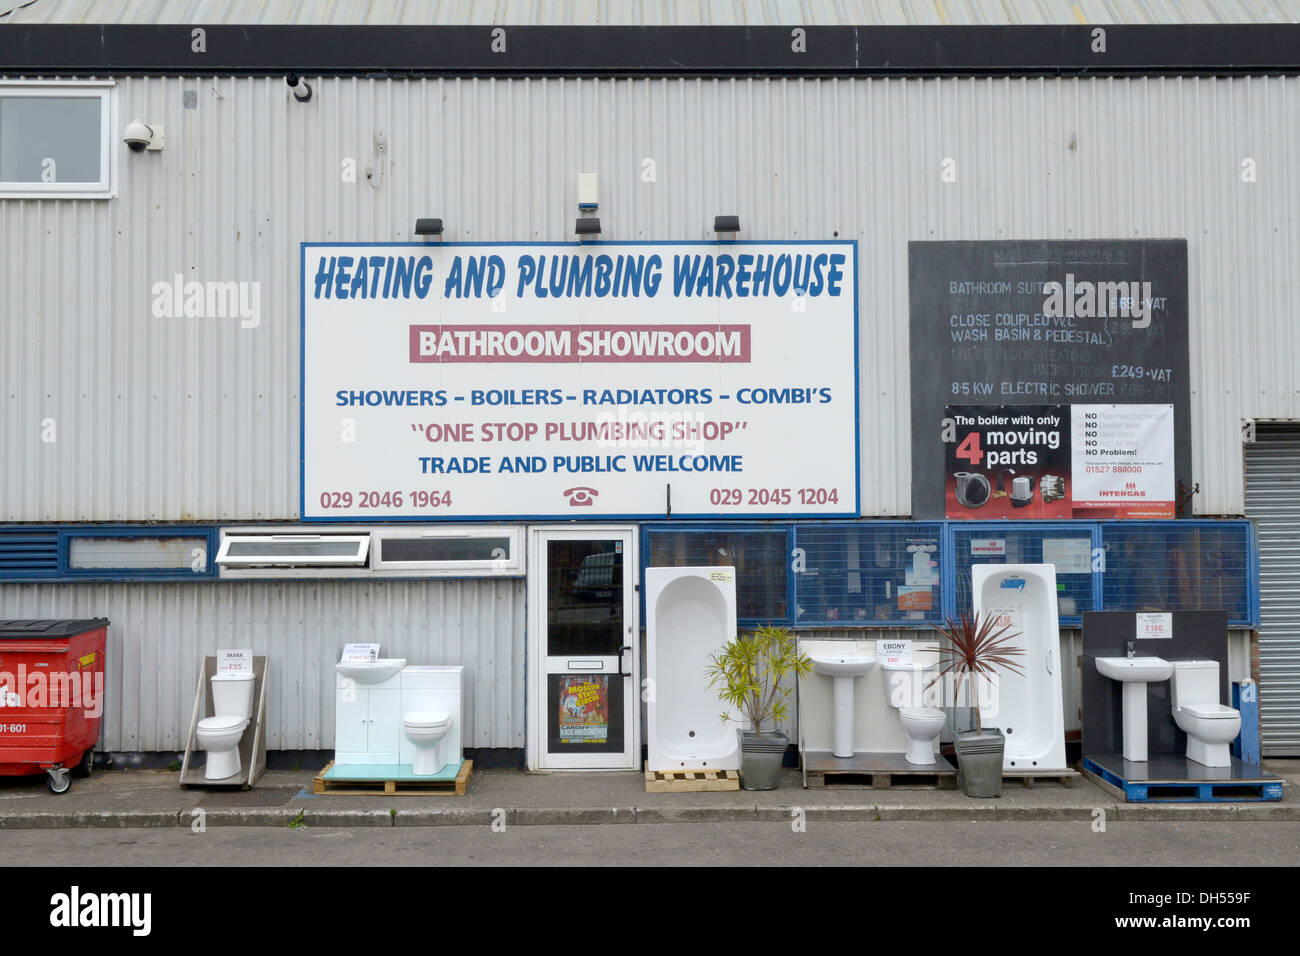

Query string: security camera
286 74 313 103
123 119 163 152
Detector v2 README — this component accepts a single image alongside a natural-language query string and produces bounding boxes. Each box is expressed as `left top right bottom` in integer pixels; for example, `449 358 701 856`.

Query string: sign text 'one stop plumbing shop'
301 242 859 519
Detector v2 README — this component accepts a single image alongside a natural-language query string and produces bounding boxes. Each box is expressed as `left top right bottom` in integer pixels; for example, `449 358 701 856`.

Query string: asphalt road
3 820 1298 866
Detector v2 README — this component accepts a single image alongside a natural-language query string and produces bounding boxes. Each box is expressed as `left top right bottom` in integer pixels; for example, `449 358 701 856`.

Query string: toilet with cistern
881 656 945 766
1170 660 1241 768
196 671 256 780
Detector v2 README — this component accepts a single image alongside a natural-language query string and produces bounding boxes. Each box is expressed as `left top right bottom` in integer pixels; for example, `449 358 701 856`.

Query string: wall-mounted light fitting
415 218 444 240
286 74 313 102
714 215 741 235
578 173 599 210
575 217 602 238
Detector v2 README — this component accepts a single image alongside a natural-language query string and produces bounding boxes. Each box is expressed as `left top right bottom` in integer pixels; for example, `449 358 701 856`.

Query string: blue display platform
323 762 462 782
1081 754 1282 803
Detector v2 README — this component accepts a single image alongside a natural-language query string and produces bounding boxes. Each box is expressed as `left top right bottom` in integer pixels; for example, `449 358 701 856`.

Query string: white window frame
0 80 117 199
216 532 370 571
216 526 525 579
371 526 524 577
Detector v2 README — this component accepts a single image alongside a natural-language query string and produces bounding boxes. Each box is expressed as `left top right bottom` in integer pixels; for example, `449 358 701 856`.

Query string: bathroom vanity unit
797 637 955 787
330 662 465 780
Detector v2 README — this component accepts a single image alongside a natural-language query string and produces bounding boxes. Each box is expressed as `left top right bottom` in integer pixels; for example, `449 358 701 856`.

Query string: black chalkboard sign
908 240 1190 519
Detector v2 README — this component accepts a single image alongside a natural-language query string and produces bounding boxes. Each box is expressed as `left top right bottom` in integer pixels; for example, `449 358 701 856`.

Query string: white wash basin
335 659 407 684
1096 657 1173 683
810 655 876 679
1095 656 1171 762
810 654 876 758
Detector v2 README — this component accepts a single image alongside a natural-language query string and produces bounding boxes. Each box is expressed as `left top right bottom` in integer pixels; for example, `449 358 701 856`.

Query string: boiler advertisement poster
301 242 859 519
944 403 1175 519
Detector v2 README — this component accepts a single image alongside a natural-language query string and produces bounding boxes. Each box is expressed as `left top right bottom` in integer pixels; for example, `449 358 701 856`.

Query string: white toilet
1171 660 1241 768
882 660 946 766
403 712 453 775
196 671 255 780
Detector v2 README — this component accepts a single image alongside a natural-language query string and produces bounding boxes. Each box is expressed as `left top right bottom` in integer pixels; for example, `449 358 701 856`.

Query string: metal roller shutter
1245 426 1300 755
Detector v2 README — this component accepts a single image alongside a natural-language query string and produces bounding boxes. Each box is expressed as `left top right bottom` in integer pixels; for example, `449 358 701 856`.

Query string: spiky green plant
705 625 812 735
929 612 1026 735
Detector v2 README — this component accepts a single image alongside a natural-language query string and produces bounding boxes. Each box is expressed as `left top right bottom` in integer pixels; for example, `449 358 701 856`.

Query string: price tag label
1136 613 1172 640
878 639 913 667
341 642 380 663
217 649 253 675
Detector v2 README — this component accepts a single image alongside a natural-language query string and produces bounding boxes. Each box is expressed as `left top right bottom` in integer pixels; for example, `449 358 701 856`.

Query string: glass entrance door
528 527 638 770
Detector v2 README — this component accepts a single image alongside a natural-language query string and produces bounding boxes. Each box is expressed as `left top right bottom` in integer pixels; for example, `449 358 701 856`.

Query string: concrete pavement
0 759 1294 829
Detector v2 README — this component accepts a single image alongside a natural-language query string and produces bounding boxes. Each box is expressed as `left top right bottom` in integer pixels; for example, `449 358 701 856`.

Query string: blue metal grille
0 525 218 581
949 523 1097 626
642 525 791 625
794 522 944 626
0 529 60 579
1100 521 1255 626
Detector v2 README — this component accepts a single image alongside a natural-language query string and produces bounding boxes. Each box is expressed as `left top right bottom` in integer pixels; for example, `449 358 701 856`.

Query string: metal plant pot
739 731 788 791
954 728 1005 798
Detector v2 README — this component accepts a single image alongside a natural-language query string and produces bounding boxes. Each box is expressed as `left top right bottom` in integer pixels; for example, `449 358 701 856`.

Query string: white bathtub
972 564 1068 772
645 566 741 771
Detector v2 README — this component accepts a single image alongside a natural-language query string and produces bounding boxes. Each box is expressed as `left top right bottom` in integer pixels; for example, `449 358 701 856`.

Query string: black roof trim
1 25 1299 76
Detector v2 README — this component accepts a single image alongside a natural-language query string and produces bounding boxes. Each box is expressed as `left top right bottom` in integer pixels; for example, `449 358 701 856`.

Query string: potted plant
930 612 1025 798
706 624 811 790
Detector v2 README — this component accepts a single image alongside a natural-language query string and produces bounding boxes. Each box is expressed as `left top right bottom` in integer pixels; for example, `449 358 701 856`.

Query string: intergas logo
49 886 151 936
1041 273 1157 329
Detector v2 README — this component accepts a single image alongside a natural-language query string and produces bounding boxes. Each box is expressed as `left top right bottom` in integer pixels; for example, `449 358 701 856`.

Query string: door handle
618 645 632 677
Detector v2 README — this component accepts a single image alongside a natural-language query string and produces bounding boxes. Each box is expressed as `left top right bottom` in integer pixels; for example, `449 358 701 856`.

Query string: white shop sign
301 242 859 520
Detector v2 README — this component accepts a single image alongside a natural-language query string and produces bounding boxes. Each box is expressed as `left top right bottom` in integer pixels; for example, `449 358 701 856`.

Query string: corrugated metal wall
0 579 526 751
7 0 1300 26
3 74 1298 520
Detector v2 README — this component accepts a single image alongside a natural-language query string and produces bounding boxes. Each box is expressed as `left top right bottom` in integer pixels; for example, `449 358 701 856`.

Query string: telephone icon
563 487 598 507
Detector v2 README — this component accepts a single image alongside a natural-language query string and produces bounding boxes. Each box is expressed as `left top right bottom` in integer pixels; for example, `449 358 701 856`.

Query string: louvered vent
0 529 60 578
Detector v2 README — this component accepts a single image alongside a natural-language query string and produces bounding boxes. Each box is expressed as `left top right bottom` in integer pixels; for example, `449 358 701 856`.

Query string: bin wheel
71 749 94 779
46 768 71 795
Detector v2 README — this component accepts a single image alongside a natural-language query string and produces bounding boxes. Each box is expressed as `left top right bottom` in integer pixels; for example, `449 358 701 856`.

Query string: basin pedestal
829 677 856 758
1122 683 1150 762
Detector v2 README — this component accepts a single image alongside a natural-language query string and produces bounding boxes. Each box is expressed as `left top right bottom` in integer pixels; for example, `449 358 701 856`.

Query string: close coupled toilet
403 712 453 775
196 671 255 780
1171 660 1241 768
881 659 945 765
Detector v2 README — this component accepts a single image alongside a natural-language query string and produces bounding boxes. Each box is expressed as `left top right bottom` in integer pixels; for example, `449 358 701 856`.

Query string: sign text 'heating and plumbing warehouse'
301 242 859 519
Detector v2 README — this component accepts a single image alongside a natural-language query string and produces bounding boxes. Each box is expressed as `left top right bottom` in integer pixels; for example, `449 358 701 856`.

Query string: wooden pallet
999 768 1081 789
313 759 473 796
644 768 740 793
806 769 957 790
